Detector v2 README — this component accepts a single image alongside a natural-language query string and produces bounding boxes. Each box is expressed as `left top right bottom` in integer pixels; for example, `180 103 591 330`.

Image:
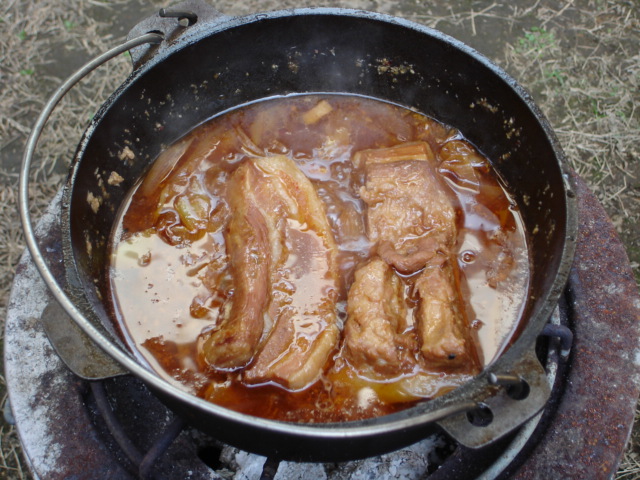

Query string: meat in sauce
109 94 529 423
199 155 340 390
345 142 479 374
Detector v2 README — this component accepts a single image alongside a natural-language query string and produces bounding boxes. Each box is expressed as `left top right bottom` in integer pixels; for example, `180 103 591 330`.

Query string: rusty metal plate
507 171 640 479
439 348 551 449
4 193 133 479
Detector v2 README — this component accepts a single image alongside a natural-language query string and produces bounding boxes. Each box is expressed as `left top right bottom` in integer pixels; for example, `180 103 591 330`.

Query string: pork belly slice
242 155 340 390
352 141 436 168
343 257 418 376
355 142 457 275
199 155 340 390
415 261 479 371
244 306 340 391
198 161 272 369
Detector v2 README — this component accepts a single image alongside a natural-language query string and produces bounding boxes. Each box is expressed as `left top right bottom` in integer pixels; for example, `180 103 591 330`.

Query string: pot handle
126 0 230 69
19 32 165 382
39 300 128 380
437 347 551 449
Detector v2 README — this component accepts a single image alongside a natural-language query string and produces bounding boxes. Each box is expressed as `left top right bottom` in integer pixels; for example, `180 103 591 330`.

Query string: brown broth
109 94 529 422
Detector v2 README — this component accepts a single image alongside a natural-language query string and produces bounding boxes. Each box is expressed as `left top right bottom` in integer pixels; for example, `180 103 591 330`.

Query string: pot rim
60 7 577 440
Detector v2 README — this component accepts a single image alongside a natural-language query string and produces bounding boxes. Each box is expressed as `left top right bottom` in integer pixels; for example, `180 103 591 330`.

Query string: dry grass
504 2 639 229
0 0 638 479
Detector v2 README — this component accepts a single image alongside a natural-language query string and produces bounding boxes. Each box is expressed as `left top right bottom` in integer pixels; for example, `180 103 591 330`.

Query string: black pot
60 3 576 461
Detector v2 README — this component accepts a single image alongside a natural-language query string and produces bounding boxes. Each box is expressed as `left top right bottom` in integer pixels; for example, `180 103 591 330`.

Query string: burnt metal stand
5 171 640 479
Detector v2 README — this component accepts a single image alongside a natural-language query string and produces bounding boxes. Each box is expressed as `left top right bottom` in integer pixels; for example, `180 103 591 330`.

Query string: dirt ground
0 0 638 478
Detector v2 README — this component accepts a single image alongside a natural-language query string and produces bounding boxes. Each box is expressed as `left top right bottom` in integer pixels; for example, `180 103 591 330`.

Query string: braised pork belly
109 94 528 422
198 155 340 390
345 142 479 376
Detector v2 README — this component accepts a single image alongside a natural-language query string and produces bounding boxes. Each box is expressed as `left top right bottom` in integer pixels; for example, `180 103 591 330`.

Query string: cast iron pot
24 2 577 462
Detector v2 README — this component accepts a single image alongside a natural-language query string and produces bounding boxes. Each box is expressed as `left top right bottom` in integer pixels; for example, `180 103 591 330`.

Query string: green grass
517 26 558 53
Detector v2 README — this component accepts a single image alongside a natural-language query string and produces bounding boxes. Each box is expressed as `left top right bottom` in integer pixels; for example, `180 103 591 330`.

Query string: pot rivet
488 373 530 400
159 8 198 27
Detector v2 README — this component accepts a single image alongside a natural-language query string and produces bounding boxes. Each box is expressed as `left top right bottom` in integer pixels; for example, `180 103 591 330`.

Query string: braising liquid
109 94 529 422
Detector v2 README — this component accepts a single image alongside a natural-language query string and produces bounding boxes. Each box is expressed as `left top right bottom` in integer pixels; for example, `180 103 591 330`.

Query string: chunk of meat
376 236 441 277
343 258 418 376
198 162 272 369
355 142 457 275
199 155 340 390
245 307 340 391
346 142 479 373
414 261 479 370
242 155 340 390
352 141 436 168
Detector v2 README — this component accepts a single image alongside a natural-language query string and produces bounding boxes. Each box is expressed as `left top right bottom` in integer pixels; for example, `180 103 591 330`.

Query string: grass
517 26 558 54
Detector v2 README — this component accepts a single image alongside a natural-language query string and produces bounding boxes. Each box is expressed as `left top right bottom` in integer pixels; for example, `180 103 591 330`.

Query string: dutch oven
19 1 577 462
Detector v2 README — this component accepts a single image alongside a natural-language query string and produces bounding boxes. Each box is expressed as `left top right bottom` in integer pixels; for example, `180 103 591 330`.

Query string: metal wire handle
18 32 170 389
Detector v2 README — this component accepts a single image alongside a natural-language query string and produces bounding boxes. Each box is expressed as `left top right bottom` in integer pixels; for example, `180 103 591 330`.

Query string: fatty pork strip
346 142 479 372
199 155 340 391
198 161 273 370
414 261 476 368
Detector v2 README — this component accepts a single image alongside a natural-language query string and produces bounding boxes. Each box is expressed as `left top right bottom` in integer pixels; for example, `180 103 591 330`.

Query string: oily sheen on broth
108 94 529 423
